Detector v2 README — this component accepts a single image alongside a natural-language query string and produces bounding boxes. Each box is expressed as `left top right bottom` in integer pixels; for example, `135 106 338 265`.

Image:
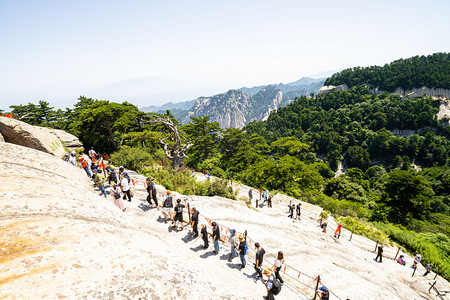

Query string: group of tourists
287 202 301 220
64 147 133 212
249 188 273 208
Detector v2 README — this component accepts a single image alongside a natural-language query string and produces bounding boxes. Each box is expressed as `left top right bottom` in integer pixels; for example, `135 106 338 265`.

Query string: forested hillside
325 52 450 92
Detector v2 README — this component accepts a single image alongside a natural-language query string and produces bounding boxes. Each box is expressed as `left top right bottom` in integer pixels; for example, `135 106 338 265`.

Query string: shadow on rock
200 251 217 259
138 203 151 212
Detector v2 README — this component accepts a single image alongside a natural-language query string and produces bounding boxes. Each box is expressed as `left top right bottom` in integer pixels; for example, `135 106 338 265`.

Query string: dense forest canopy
325 52 450 92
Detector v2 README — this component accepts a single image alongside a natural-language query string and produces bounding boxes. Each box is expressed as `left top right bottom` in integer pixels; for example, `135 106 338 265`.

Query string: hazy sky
1 0 449 110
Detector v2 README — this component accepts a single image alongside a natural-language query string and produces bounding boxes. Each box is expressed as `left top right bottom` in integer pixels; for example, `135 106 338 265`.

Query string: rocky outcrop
0 117 67 158
318 84 349 95
0 132 4 142
49 128 83 151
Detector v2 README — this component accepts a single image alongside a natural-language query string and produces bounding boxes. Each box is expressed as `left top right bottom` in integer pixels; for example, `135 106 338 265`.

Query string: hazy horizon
1 0 449 111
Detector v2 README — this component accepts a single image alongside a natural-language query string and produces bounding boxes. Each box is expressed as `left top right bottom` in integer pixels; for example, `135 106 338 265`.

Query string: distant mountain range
140 77 326 128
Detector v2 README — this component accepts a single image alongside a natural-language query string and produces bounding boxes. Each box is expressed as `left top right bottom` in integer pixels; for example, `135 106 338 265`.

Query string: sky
0 0 449 111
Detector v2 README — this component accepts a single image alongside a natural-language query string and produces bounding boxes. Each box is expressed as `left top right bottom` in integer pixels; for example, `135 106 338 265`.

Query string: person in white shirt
120 173 132 202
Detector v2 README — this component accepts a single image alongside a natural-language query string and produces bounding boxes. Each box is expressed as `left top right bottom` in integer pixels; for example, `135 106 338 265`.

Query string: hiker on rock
145 177 158 207
248 189 253 203
412 253 421 269
79 157 92 177
321 221 328 233
267 196 272 208
423 263 433 276
212 221 220 254
237 234 248 269
397 255 406 266
191 207 199 237
201 224 209 249
263 190 269 204
288 204 294 218
273 251 284 284
227 229 238 261
88 147 97 160
173 199 185 230
295 203 301 220
110 181 125 212
254 242 265 278
334 224 343 239
120 172 132 202
316 285 329 300
106 162 117 185
162 190 174 222
262 268 281 300
375 244 383 263
68 150 77 166
93 169 107 197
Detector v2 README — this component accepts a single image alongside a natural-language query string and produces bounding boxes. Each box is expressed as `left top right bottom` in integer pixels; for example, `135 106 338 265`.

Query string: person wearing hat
191 207 199 237
212 221 220 254
237 234 247 268
254 242 265 278
228 229 238 261
162 190 173 222
93 169 107 198
316 285 329 300
262 268 279 300
200 224 209 249
145 177 158 208
110 181 125 212
173 199 185 230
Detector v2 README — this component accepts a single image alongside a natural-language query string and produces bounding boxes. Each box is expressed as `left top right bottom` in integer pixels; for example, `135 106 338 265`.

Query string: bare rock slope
1 141 449 299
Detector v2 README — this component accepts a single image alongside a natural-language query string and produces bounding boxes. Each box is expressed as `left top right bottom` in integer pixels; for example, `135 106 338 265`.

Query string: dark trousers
123 190 132 202
147 194 158 206
275 266 284 283
202 237 209 248
266 290 275 300
192 222 198 236
254 264 263 278
375 253 382 262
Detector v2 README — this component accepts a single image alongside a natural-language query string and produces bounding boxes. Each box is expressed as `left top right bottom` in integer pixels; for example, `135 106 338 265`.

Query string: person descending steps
237 234 248 269
201 224 209 249
212 221 220 254
162 191 174 222
145 177 158 208
191 207 199 238
173 199 185 230
262 268 281 300
254 242 265 278
273 251 285 284
228 229 238 262
374 244 383 263
120 172 132 202
334 224 343 239
295 203 301 220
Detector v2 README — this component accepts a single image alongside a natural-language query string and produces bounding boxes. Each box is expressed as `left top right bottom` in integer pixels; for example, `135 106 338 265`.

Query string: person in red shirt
334 224 343 239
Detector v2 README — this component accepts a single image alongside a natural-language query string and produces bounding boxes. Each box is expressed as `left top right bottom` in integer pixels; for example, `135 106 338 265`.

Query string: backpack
269 277 282 295
244 244 249 255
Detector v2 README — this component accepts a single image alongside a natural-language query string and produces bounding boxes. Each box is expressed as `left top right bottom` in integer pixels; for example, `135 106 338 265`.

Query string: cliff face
183 86 292 128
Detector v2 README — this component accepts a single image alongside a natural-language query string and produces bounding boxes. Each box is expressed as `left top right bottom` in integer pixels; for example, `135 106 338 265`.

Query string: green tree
382 170 433 225
183 116 221 169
